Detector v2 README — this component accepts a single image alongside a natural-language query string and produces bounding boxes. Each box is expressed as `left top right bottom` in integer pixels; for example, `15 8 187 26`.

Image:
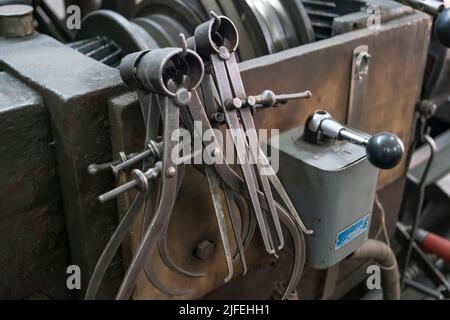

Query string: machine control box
270 127 379 269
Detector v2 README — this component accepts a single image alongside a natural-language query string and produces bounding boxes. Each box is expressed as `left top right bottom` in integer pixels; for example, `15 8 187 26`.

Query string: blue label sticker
335 214 370 250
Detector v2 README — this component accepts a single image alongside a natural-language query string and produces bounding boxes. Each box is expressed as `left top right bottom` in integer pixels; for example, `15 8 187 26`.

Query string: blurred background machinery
0 0 449 300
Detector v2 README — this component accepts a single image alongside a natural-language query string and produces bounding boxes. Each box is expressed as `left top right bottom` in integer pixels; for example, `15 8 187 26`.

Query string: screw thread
112 149 153 174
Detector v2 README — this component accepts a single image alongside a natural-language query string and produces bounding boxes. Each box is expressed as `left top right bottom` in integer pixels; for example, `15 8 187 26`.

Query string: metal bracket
347 45 371 127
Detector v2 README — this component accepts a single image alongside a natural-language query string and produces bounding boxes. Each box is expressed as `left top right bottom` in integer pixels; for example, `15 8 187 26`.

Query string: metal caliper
86 13 313 300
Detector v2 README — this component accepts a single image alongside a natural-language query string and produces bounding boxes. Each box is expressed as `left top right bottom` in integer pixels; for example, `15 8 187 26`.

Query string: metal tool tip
209 10 221 21
242 265 248 276
179 33 188 55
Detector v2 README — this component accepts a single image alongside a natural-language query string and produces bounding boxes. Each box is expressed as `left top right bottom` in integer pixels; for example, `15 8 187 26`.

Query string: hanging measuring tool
86 13 313 300
193 13 313 254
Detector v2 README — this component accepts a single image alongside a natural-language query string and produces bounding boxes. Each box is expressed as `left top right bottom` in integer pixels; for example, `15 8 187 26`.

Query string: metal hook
179 33 188 57
209 10 222 26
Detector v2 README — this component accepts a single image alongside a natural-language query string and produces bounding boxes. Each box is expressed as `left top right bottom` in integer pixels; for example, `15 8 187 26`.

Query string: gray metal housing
270 127 379 269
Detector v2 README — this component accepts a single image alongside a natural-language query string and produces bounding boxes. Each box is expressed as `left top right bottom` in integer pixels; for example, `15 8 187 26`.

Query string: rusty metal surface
108 93 262 299
0 4 34 38
205 176 406 299
0 72 72 299
240 11 431 189
0 33 129 298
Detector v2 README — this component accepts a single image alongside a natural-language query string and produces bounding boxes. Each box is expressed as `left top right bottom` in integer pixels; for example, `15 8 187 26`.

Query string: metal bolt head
226 97 242 110
175 88 192 106
417 100 437 119
219 46 230 60
193 240 215 260
166 166 176 178
211 112 225 124
0 5 34 38
233 98 242 108
246 95 257 107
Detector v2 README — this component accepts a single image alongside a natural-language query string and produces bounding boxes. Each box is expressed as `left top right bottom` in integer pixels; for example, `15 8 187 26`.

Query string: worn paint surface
0 72 72 299
0 34 129 298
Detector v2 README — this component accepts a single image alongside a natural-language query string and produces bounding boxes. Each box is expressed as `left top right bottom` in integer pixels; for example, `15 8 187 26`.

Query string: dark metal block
0 72 71 299
0 33 129 298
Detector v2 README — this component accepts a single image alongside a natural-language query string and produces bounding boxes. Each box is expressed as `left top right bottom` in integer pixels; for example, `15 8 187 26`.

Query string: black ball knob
366 133 404 170
435 8 450 48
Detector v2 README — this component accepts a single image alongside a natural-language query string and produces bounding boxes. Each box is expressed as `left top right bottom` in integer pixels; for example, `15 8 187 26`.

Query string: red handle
421 232 450 264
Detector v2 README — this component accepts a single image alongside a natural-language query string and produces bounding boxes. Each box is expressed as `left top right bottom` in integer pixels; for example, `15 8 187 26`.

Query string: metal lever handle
304 111 404 170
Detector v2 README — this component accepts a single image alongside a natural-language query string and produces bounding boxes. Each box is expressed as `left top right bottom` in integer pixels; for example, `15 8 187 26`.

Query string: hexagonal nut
193 240 215 260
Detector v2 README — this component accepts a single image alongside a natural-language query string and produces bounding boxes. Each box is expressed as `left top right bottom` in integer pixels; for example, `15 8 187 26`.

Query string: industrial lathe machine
1 0 450 301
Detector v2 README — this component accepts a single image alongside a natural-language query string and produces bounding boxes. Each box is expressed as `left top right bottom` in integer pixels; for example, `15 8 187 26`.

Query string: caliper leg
206 167 234 283
224 54 285 249
85 193 147 300
187 90 251 274
116 96 181 300
224 185 248 275
210 55 275 255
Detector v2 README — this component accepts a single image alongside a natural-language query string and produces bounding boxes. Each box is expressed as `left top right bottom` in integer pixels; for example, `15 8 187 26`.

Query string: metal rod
339 129 369 146
98 163 162 203
401 134 437 286
275 90 312 103
252 89 312 109
404 278 443 300
98 180 138 203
